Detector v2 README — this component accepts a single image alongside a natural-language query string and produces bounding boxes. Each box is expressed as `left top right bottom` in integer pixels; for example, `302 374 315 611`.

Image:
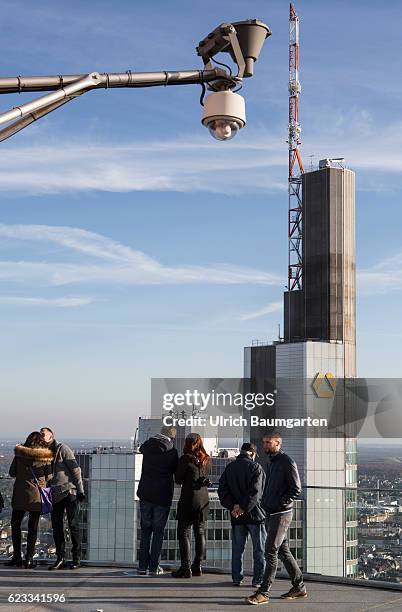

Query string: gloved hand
76 492 85 502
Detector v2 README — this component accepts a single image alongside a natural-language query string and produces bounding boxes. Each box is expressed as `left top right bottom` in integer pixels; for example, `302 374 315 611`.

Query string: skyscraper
244 161 358 577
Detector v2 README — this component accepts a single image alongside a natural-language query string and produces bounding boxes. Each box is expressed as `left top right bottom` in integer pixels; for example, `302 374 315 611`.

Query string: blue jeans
259 511 305 595
232 522 266 584
138 501 170 572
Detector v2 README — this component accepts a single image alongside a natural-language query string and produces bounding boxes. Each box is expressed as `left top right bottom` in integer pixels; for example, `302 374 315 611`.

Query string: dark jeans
259 511 305 596
51 494 81 559
139 501 170 572
177 520 205 569
232 522 266 584
11 509 40 559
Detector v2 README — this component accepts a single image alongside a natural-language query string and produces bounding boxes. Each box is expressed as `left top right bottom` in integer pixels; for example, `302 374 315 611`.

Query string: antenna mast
288 3 304 291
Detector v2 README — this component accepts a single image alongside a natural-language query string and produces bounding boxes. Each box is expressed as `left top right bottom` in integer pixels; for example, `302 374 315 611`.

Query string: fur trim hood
14 444 53 463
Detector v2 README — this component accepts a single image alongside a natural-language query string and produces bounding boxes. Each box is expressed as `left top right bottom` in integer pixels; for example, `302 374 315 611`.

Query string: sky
1 0 402 438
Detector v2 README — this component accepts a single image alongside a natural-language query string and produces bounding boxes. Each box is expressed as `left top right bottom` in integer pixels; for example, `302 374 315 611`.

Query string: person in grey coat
40 427 84 570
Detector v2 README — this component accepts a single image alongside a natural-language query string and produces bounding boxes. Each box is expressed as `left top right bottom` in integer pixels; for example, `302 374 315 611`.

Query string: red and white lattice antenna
288 2 304 291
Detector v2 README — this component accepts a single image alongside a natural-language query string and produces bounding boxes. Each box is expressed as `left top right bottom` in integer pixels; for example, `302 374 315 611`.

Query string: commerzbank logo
313 372 337 398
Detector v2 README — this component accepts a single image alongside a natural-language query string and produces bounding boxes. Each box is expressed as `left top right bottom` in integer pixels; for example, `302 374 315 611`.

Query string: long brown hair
183 433 209 467
24 431 47 448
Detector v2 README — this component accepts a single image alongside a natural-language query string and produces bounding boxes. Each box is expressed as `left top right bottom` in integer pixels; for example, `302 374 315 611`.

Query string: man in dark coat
136 425 178 576
246 432 307 605
218 443 266 587
40 427 85 571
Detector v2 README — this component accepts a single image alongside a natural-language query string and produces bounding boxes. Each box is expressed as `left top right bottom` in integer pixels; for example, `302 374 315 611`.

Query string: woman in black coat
172 433 210 578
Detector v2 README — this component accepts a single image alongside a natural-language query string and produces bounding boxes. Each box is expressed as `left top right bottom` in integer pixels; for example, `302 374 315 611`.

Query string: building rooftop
0 566 401 611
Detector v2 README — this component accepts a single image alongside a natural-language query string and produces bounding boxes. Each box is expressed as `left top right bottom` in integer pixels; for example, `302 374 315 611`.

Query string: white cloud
238 301 282 321
0 296 93 307
0 224 281 287
2 223 400 298
0 139 286 196
0 110 401 196
358 251 402 294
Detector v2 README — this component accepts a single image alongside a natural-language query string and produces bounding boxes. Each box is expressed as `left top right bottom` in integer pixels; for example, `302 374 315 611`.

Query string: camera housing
201 90 246 141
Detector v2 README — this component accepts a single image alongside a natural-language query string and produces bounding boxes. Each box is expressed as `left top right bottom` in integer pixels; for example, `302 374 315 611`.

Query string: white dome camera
201 90 246 141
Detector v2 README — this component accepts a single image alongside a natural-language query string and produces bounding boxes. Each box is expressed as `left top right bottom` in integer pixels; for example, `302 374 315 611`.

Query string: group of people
137 426 307 605
1 424 307 605
1 427 84 570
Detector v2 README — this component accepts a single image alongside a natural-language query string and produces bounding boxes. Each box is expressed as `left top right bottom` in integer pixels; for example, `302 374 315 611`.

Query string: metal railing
0 477 401 587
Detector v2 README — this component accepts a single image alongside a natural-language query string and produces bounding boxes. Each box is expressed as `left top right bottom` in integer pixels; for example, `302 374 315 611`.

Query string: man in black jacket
218 443 266 587
136 426 178 576
247 432 307 606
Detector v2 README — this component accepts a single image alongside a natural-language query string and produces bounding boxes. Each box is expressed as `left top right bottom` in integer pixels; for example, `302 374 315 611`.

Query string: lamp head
197 19 271 79
201 90 246 141
229 20 271 77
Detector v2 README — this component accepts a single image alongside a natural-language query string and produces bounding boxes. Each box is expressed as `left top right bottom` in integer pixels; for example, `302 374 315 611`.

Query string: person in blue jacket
218 442 266 587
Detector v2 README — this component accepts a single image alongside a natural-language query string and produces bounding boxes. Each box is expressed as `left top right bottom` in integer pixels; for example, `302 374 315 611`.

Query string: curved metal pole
0 96 76 143
0 68 229 94
0 72 100 127
0 68 231 141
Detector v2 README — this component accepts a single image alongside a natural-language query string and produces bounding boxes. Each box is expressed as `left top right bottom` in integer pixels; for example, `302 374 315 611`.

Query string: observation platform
0 565 401 611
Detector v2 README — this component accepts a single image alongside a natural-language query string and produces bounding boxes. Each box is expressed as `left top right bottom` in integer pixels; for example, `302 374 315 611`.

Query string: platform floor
0 566 401 611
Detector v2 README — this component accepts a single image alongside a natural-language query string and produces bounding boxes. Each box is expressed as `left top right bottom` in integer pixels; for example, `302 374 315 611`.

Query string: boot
191 564 202 576
171 566 192 578
4 557 23 568
24 557 36 569
48 557 66 571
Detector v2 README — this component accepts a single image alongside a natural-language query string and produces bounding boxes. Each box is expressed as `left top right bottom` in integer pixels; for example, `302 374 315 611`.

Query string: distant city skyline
1 1 402 437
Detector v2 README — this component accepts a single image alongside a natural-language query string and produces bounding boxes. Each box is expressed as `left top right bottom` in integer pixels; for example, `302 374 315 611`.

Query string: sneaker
137 568 148 575
246 591 269 605
251 582 262 588
149 566 164 576
233 581 243 586
48 557 66 571
280 587 307 599
70 558 81 570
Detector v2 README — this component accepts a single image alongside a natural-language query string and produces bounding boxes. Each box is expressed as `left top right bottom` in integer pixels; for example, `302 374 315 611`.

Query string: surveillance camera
201 90 246 141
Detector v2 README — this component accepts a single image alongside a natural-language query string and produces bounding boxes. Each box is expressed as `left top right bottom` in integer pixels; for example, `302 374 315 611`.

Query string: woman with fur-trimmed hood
4 431 53 569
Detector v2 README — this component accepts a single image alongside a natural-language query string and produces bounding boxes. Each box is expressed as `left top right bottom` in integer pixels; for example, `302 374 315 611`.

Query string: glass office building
77 448 141 563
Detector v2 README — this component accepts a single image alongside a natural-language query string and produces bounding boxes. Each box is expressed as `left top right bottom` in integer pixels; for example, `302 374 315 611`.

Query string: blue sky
1 0 402 438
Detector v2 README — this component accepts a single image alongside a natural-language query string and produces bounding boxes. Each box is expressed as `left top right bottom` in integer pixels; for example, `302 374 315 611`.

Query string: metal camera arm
0 18 270 142
0 67 231 142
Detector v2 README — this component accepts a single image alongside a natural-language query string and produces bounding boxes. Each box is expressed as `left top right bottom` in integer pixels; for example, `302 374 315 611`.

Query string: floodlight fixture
197 20 271 79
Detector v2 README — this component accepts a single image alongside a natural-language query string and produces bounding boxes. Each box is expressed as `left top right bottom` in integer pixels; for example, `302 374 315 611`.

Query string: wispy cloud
238 301 282 321
0 109 402 196
3 223 401 300
358 252 402 294
0 224 281 287
0 296 93 307
0 140 286 196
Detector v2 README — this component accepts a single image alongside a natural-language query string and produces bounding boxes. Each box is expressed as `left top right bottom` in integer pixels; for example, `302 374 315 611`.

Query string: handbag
30 468 53 514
